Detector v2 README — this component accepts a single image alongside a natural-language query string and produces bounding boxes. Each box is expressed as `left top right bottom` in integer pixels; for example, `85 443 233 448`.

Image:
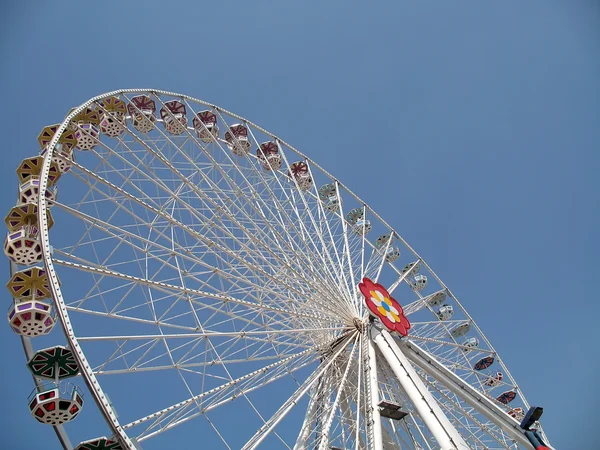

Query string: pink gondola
193 110 219 143
160 100 187 135
257 141 282 171
128 95 156 133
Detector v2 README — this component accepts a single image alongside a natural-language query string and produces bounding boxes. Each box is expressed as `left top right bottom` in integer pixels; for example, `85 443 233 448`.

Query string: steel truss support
293 376 324 450
372 327 469 450
367 327 384 450
401 340 534 449
242 333 356 450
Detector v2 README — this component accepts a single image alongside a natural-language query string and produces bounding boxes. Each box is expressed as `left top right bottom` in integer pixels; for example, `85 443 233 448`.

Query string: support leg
372 327 469 450
367 327 384 450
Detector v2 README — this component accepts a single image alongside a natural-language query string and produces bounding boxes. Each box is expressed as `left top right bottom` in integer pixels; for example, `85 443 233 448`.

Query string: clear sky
1 1 598 449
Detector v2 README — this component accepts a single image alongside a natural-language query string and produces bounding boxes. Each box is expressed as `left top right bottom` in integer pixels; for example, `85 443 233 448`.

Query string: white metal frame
372 327 469 450
17 88 548 449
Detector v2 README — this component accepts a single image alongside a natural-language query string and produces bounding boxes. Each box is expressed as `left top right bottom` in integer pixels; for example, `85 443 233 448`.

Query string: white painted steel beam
242 333 356 450
372 327 469 450
401 340 533 449
367 328 384 450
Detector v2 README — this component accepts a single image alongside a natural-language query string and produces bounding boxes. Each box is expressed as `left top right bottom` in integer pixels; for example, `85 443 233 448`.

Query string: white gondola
484 371 503 387
508 407 525 421
8 300 55 336
318 184 339 212
427 291 446 307
375 234 400 262
450 322 471 338
4 228 43 266
68 107 101 150
4 201 53 266
384 247 400 262
18 177 56 207
288 161 313 190
38 124 77 171
353 218 372 236
74 124 100 151
402 262 420 275
462 337 479 352
437 304 454 321
345 208 371 235
410 274 428 291
98 97 127 137
41 142 75 172
28 383 84 425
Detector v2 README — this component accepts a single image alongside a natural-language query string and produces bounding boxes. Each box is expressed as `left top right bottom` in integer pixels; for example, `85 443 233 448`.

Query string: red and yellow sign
359 277 410 336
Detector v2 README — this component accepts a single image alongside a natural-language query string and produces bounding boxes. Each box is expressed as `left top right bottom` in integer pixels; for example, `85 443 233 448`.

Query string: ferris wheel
4 89 551 450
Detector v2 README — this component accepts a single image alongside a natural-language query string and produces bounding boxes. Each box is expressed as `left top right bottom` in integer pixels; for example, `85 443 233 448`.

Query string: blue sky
1 1 598 449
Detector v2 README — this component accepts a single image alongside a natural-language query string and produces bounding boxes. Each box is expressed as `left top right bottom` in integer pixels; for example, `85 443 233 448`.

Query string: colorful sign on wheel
359 277 410 336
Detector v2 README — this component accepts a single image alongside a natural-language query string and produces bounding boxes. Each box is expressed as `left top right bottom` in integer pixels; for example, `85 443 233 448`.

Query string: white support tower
367 327 384 450
372 327 469 450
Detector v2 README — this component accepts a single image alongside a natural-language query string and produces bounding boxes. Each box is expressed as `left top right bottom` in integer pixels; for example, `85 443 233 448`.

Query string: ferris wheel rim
25 88 537 449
